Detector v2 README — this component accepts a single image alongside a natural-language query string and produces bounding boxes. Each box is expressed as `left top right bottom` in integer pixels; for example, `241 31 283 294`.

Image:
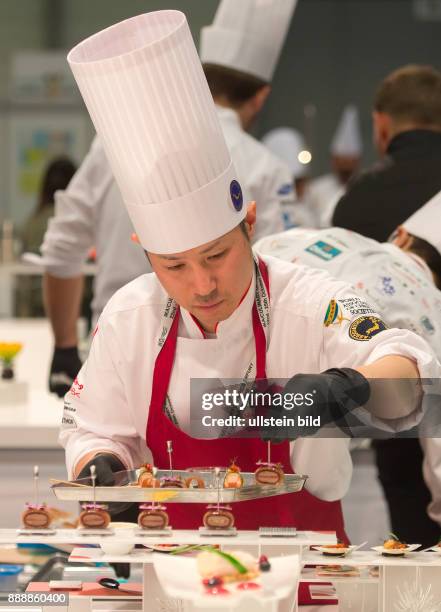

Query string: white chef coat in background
59 255 439 502
308 174 344 228
255 226 441 524
40 137 150 324
217 107 293 241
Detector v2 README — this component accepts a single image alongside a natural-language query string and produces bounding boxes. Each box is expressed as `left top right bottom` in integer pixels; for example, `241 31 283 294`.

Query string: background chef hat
262 127 309 179
200 0 298 82
330 105 363 157
67 11 245 254
403 190 441 256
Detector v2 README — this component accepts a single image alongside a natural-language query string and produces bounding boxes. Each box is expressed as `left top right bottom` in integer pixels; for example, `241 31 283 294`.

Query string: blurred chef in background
255 191 441 546
40 139 149 397
309 105 363 228
262 127 315 229
333 64 441 240
200 0 297 241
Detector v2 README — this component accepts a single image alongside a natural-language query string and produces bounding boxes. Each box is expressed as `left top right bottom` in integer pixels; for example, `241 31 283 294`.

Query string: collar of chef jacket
215 105 242 130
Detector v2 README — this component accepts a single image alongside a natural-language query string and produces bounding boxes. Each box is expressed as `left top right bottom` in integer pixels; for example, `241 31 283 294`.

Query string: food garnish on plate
197 548 267 585
383 533 407 550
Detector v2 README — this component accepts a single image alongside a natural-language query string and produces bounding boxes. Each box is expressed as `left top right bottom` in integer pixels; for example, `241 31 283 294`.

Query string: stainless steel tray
51 469 307 504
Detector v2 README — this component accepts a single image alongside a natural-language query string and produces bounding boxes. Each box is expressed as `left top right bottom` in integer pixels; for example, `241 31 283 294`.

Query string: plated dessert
203 504 235 530
197 548 269 589
371 534 420 556
79 503 111 529
254 461 285 486
22 503 52 530
138 503 169 530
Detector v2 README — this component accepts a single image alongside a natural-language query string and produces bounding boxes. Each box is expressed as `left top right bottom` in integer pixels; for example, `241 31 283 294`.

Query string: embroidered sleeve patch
324 299 350 327
349 316 388 341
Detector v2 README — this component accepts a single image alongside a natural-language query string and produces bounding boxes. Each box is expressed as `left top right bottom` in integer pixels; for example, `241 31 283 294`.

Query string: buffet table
2 527 441 611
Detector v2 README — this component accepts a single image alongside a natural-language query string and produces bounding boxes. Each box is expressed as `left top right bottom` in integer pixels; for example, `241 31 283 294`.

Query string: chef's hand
77 454 135 516
49 347 82 397
77 454 126 486
261 368 370 441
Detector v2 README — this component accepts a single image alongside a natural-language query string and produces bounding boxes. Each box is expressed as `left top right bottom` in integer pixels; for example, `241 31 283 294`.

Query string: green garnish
208 548 248 574
389 533 399 541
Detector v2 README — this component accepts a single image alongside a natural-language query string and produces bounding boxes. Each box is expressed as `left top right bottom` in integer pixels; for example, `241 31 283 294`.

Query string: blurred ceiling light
298 150 312 164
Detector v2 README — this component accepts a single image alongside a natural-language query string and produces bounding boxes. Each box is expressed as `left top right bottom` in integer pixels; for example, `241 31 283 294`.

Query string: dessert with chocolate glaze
79 503 110 529
138 503 169 529
203 504 235 529
254 461 284 485
22 503 51 529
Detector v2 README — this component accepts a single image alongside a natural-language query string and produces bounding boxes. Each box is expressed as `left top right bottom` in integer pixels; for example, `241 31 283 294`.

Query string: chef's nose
191 264 217 296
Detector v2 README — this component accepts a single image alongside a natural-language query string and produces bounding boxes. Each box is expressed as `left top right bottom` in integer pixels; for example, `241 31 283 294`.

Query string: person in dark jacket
333 64 441 242
333 64 441 547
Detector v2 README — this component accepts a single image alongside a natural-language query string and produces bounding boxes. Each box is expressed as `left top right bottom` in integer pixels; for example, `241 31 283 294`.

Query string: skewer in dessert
203 467 235 530
22 466 52 530
159 440 184 488
254 441 285 485
223 459 243 488
138 466 170 530
137 463 160 488
78 464 111 529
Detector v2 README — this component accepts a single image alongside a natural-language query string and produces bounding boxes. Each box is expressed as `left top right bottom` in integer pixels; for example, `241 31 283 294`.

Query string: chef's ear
392 226 412 250
244 201 256 240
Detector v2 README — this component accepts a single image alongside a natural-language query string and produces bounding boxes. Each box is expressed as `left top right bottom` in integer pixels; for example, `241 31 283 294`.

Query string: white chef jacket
255 227 441 523
280 191 317 230
59 255 438 502
216 107 293 241
40 137 150 324
308 173 344 228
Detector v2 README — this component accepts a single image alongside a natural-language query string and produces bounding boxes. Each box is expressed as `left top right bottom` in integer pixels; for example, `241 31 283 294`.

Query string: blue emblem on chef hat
230 180 243 212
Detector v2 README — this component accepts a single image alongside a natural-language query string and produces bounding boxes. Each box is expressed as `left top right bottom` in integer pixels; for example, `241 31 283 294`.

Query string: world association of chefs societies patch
230 179 243 212
349 316 388 341
324 299 338 326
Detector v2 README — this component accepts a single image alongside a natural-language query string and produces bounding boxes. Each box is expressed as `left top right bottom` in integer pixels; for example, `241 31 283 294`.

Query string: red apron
145 259 348 543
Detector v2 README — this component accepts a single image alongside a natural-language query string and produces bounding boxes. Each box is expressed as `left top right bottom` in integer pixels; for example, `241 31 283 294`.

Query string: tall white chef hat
200 0 297 82
67 11 245 254
330 105 363 157
403 190 441 256
262 127 309 179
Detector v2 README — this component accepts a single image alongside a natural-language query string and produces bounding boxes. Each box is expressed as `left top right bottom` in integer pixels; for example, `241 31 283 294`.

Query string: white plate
426 546 441 555
153 552 300 607
312 545 356 556
371 544 421 556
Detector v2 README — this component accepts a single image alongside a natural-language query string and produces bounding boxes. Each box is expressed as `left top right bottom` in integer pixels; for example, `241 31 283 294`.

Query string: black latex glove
49 347 82 397
261 368 370 442
77 454 135 516
77 454 126 486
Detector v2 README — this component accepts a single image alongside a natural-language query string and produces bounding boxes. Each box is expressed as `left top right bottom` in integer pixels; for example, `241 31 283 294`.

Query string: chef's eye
208 250 226 261
167 263 185 271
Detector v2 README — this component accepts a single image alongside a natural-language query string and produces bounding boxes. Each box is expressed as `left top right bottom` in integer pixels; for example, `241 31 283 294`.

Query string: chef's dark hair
409 234 441 289
203 64 267 107
374 65 441 128
37 157 77 213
